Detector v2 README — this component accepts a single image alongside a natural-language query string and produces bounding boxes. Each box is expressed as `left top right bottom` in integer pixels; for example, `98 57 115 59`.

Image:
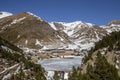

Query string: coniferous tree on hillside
84 31 120 63
69 52 120 80
92 53 119 80
53 71 59 80
0 37 46 80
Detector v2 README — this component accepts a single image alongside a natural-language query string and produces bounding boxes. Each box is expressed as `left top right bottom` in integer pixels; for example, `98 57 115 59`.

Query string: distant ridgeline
69 31 120 80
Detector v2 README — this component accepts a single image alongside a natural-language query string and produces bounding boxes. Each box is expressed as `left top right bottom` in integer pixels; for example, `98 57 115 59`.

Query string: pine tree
53 71 59 80
93 53 119 80
69 52 120 80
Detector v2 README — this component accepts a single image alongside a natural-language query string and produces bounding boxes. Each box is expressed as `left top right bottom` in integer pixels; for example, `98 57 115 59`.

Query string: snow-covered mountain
0 12 70 53
0 11 120 53
50 21 94 36
0 11 12 19
102 20 120 33
49 21 107 51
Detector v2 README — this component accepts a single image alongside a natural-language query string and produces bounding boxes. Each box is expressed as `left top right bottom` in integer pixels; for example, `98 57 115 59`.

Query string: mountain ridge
0 12 70 52
0 11 120 53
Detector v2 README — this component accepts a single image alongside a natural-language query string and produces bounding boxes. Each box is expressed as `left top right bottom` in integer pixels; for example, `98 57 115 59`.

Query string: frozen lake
38 56 83 71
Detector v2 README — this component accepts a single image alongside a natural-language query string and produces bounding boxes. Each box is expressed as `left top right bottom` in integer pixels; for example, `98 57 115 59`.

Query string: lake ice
38 56 83 71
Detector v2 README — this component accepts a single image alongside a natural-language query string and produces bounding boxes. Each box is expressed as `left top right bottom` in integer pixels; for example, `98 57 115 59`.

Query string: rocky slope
68 31 120 80
0 12 70 52
102 20 120 33
0 11 120 54
50 21 107 51
82 31 120 74
0 36 46 80
0 37 22 79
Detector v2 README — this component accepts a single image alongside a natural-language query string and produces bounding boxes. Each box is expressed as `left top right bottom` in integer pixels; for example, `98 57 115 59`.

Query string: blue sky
0 0 120 25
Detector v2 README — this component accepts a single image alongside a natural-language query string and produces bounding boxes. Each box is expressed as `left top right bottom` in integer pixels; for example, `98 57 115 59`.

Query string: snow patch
0 12 12 19
57 35 64 41
35 39 42 46
0 64 19 74
17 35 20 39
25 40 28 45
1 45 15 53
47 71 54 80
11 17 26 25
111 24 120 27
116 60 119 63
86 23 94 27
63 29 74 36
2 73 11 80
95 31 100 41
64 73 68 80
106 29 112 33
80 43 94 50
101 51 105 55
22 47 43 53
14 66 20 75
49 22 57 30
116 65 119 69
41 46 49 50
67 44 78 49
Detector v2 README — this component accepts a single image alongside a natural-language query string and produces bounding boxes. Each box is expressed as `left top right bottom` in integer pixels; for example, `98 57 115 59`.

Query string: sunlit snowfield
38 56 83 71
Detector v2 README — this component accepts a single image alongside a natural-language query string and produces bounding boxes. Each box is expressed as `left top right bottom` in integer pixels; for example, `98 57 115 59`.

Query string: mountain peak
107 20 120 26
103 20 120 33
50 21 95 36
4 12 44 22
26 12 43 21
0 11 12 19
